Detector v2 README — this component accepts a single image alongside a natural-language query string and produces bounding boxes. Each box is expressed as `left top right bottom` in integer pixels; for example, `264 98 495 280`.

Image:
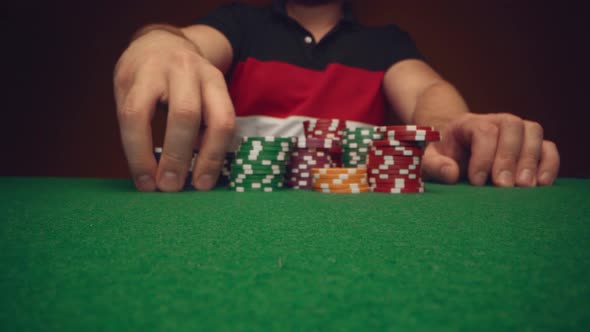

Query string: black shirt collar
272 0 355 23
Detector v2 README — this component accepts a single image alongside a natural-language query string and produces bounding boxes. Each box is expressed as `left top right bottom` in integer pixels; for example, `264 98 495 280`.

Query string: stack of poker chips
367 126 441 194
311 168 370 194
341 127 381 168
285 137 336 190
229 137 293 192
303 119 346 167
154 147 233 190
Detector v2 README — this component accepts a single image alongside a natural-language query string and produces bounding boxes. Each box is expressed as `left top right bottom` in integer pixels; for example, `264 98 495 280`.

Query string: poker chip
229 137 293 192
341 127 380 168
311 167 369 194
367 126 440 194
303 119 346 167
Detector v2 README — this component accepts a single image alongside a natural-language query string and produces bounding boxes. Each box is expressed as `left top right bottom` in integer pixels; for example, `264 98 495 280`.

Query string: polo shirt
197 0 423 136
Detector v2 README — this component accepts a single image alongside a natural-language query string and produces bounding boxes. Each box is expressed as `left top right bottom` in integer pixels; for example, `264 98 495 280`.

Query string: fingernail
518 169 533 186
498 170 514 186
474 171 488 185
136 174 155 191
160 171 178 189
196 174 215 190
539 172 553 185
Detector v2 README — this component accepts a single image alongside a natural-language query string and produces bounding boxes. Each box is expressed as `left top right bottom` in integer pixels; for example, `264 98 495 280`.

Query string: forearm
412 80 470 129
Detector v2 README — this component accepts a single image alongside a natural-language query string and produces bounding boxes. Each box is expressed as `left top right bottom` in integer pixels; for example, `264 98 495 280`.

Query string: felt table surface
1 177 589 331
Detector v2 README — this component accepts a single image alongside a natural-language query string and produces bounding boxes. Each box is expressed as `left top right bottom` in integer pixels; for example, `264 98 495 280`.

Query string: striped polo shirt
197 0 423 137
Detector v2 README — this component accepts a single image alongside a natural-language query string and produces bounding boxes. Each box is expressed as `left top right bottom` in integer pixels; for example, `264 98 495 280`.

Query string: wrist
132 24 185 41
131 24 204 55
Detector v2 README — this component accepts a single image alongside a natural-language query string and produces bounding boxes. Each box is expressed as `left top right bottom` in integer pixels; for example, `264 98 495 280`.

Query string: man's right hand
113 26 236 192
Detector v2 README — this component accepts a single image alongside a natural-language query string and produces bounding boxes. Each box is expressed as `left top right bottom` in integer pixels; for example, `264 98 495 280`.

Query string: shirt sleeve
195 3 250 62
386 24 426 64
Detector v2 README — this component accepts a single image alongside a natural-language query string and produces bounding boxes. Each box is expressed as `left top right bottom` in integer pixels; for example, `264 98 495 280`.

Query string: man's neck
286 1 343 42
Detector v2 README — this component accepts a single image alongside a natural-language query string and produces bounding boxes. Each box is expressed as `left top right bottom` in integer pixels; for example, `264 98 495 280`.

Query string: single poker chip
233 173 284 180
230 181 284 188
291 150 329 157
242 136 294 144
237 145 291 153
313 177 368 186
379 133 441 142
369 170 422 178
374 125 435 132
312 182 370 190
369 148 424 157
312 167 366 175
370 145 424 153
370 139 424 147
371 186 425 194
290 156 332 165
295 137 340 149
231 186 283 193
367 156 422 163
234 156 288 164
369 181 422 188
369 174 421 182
366 162 421 170
315 187 371 194
367 154 421 162
312 173 367 181
231 169 284 176
233 177 285 185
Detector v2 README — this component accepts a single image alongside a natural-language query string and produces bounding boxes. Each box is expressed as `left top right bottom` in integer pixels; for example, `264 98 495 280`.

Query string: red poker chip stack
368 126 441 194
285 137 337 189
302 119 346 167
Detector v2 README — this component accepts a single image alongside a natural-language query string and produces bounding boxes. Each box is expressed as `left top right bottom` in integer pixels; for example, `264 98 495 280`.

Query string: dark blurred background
3 0 589 178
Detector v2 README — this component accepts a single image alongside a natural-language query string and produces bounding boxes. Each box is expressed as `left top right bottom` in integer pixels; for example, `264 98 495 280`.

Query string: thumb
421 144 460 184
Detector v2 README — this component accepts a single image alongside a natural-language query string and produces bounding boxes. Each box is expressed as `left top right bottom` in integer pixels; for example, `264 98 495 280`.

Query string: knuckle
113 62 133 91
170 50 201 70
172 102 200 122
162 150 188 165
500 113 522 123
526 121 544 139
118 95 143 121
474 122 499 137
502 114 524 129
496 152 517 164
519 151 540 164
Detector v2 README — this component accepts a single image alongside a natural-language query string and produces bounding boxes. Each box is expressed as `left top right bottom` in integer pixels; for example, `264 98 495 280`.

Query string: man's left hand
421 113 560 187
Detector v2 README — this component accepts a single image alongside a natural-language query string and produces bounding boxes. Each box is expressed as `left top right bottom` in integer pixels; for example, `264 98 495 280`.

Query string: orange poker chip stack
311 168 370 194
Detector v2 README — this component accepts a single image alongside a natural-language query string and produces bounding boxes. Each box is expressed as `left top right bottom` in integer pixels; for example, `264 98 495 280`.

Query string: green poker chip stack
229 136 295 192
341 127 382 167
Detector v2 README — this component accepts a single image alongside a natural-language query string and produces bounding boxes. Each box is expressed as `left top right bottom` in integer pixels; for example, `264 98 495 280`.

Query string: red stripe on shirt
229 58 387 125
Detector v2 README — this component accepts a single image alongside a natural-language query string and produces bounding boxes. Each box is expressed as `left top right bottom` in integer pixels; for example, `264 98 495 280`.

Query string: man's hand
114 27 236 192
421 113 560 187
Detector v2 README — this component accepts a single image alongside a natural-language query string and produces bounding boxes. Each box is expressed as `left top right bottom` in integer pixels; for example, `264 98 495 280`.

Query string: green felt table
1 177 589 331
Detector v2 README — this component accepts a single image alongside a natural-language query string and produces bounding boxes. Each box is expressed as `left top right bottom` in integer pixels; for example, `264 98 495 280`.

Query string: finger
421 143 461 184
192 70 236 191
158 68 202 192
456 118 499 186
515 121 544 187
117 82 161 192
537 140 560 186
489 114 525 187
